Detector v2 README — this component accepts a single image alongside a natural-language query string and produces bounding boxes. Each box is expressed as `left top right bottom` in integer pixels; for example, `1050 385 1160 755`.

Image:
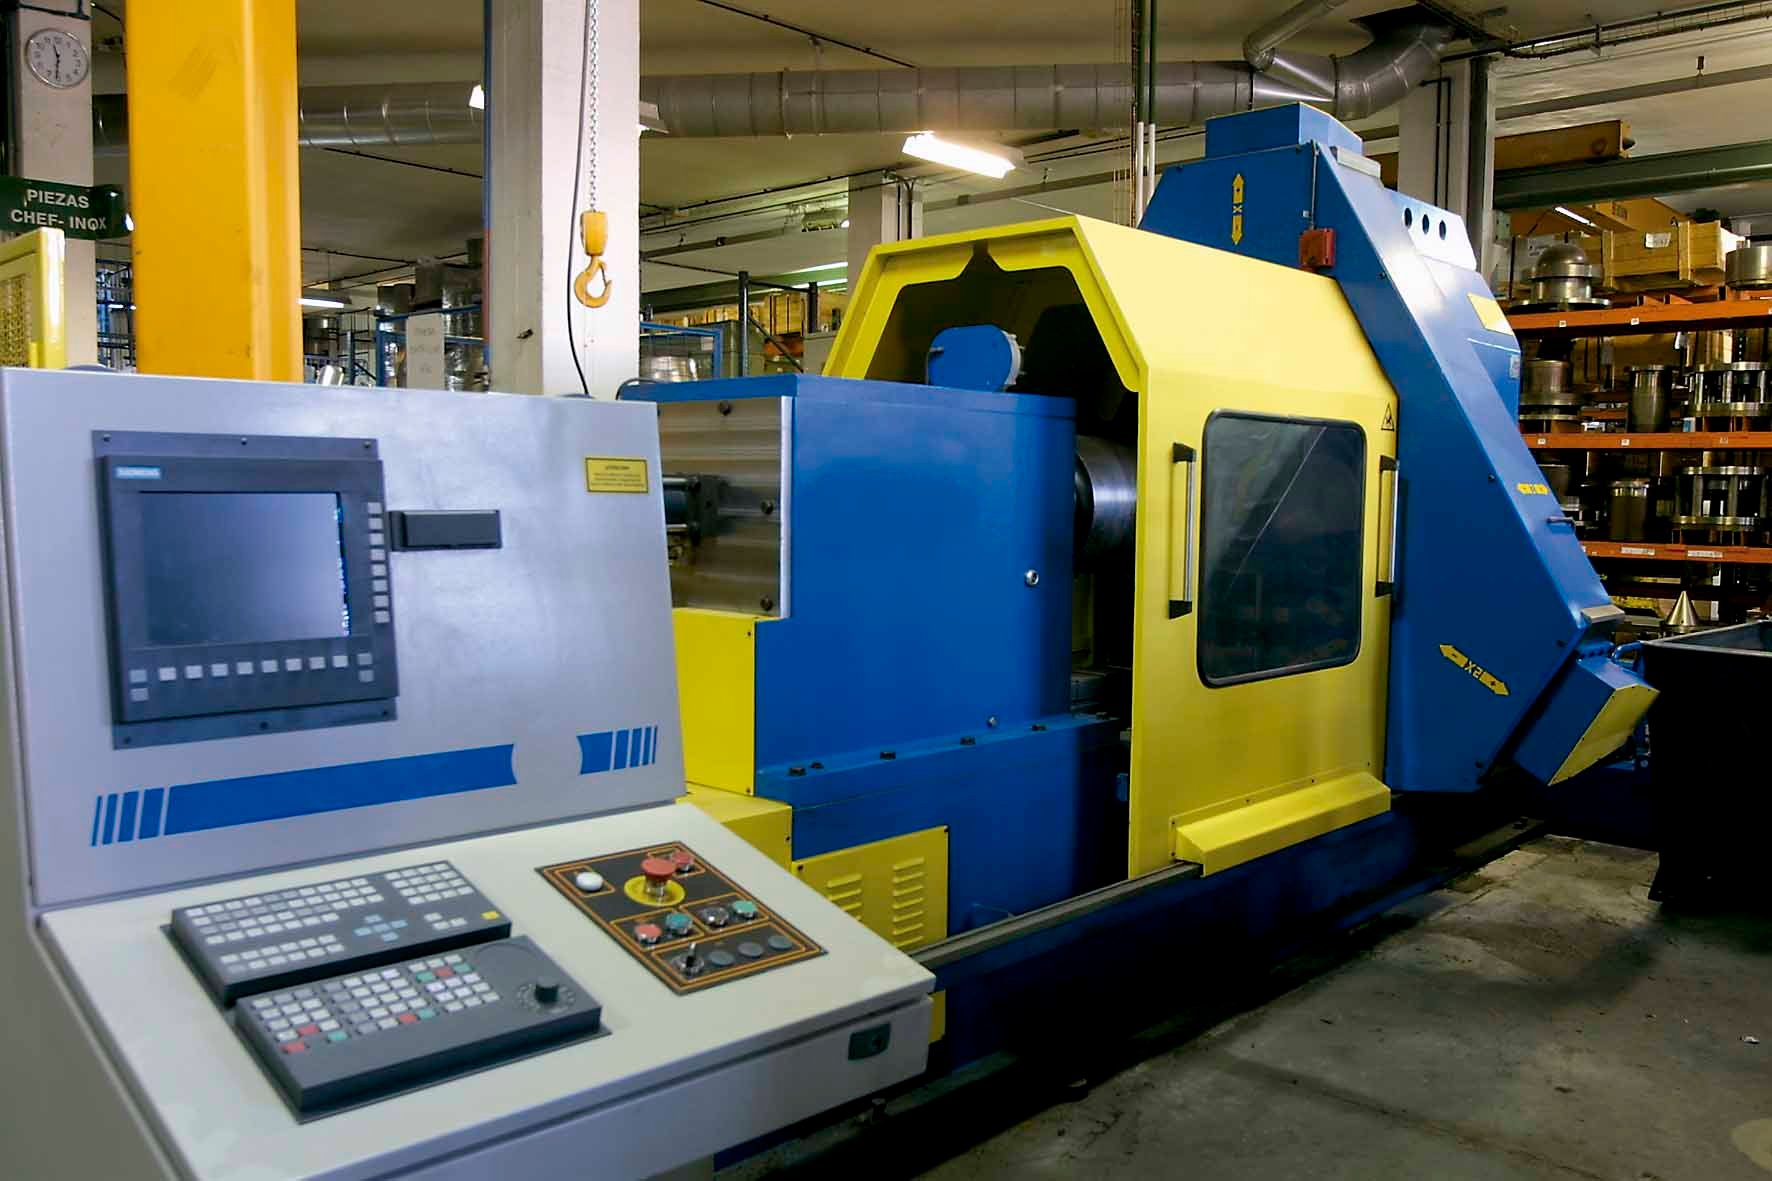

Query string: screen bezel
95 431 398 748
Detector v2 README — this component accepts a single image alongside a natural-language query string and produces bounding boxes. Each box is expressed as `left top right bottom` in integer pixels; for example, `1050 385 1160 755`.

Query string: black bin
1641 621 1772 903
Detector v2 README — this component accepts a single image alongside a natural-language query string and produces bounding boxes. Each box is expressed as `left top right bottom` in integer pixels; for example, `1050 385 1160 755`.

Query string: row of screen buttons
367 501 391 625
127 653 377 701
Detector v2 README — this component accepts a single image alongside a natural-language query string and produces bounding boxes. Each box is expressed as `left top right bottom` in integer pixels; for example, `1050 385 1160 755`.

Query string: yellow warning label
1439 643 1509 697
585 456 649 493
1381 405 1396 432
1231 173 1245 245
1516 482 1551 496
1467 293 1514 335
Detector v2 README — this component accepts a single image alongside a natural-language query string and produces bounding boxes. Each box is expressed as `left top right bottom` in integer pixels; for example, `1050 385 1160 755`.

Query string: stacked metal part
1516 243 1608 313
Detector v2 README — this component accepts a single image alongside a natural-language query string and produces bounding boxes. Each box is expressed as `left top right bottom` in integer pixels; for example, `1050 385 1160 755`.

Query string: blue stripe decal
576 725 662 776
578 731 614 774
89 796 103 847
101 794 119 845
161 745 516 837
116 790 139 843
138 787 165 840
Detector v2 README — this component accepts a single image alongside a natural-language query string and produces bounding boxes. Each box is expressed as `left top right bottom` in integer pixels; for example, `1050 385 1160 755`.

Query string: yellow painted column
126 0 301 380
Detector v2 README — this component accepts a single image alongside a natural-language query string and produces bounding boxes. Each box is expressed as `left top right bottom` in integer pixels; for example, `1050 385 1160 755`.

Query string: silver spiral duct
644 12 1450 137
92 82 485 155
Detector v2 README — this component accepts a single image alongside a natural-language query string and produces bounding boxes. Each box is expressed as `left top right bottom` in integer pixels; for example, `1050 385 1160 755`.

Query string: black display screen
139 492 350 646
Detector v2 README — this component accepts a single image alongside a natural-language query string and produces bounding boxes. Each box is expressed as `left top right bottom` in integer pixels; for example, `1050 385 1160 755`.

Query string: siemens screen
140 492 350 646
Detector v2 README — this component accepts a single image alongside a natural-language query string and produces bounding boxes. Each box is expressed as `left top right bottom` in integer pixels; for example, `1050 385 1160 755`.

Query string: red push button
296 1024 320 1037
281 1041 308 1054
397 1013 418 1025
633 922 662 946
670 848 696 873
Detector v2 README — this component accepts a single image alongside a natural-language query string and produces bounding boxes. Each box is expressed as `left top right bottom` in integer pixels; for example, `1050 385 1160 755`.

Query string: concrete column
488 0 638 397
1397 58 1498 279
847 172 922 285
8 7 96 365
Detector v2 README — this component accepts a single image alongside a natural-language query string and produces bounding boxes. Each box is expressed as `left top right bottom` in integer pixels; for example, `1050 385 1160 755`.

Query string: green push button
326 1031 348 1044
417 1008 437 1020
664 912 693 935
414 971 435 982
731 900 758 921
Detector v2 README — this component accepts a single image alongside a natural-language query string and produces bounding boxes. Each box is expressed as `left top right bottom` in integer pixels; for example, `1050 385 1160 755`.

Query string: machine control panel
236 936 601 1117
538 843 824 994
171 860 511 1004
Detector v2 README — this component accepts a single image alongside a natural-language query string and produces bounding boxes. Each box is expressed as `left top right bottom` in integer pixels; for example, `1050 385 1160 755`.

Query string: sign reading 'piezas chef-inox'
0 176 126 240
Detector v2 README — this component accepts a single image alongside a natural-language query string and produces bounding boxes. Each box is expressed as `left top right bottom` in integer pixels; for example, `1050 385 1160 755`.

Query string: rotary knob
534 976 561 1005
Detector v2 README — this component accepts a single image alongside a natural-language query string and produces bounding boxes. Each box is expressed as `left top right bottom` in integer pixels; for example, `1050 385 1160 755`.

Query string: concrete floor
910 838 1772 1180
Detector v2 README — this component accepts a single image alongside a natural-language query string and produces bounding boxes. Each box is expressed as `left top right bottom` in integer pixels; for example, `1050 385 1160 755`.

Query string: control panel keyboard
235 936 601 1116
171 861 511 1004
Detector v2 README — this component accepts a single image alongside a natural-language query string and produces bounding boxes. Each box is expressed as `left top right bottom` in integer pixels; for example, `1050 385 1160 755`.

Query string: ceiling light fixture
300 292 352 310
468 83 485 111
902 132 1022 179
1554 205 1597 229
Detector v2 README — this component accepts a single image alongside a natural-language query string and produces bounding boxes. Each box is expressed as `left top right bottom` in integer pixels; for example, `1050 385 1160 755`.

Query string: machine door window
1198 414 1366 685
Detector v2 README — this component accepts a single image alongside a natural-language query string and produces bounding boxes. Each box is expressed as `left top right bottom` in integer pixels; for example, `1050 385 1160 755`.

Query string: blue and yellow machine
639 104 1654 1062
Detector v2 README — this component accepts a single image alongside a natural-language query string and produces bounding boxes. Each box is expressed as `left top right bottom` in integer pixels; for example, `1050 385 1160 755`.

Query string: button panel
235 936 601 1116
537 844 825 994
171 861 511 1004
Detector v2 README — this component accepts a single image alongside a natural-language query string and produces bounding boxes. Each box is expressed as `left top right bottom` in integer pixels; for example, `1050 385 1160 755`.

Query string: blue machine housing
1141 104 1640 794
641 375 1125 930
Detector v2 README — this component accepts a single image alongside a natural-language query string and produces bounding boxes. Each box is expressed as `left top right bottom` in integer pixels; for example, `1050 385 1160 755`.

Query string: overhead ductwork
644 10 1450 137
92 82 484 155
90 10 1447 152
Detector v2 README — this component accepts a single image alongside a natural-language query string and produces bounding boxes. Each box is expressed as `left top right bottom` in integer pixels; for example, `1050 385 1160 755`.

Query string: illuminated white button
261 659 278 674
359 669 375 683
157 666 177 682
184 665 203 680
129 668 148 685
331 654 348 668
371 563 386 577
129 687 148 703
367 502 383 514
573 871 604 893
307 656 325 670
373 594 389 609
374 610 390 624
372 579 388 593
284 658 302 673
237 661 254 675
210 663 228 677
356 652 374 666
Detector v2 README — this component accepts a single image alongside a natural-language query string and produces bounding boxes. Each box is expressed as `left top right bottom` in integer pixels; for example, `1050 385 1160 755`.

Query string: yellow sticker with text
1440 643 1509 696
1468 293 1514 335
585 456 649 494
1516 482 1550 496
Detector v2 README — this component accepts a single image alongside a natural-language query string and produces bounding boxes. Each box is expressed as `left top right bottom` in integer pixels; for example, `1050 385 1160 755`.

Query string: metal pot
1727 244 1772 291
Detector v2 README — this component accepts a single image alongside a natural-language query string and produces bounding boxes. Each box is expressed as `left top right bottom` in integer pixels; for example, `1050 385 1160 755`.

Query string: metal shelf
1582 540 1772 565
1508 300 1772 337
1524 431 1772 450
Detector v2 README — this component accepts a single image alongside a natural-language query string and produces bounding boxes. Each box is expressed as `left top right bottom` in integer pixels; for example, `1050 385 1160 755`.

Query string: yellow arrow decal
1439 643 1510 696
1232 173 1245 203
1231 173 1245 244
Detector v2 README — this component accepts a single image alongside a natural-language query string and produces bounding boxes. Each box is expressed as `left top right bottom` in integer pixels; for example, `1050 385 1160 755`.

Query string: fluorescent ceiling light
1554 205 1597 229
300 293 352 310
840 218 850 228
902 132 1022 179
468 83 485 111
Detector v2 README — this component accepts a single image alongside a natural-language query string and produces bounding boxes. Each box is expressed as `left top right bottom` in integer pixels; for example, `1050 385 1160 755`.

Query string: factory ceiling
82 1 1772 291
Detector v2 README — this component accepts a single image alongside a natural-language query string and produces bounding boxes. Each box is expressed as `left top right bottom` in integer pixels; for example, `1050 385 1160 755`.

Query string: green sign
0 176 126 240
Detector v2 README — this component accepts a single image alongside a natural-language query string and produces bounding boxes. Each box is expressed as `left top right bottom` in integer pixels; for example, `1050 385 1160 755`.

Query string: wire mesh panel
0 228 66 369
640 322 723 381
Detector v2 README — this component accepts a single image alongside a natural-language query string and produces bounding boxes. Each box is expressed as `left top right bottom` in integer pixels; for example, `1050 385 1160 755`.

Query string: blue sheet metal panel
1509 650 1641 785
786 717 1124 933
1141 107 1621 794
750 376 1076 768
1205 102 1362 158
